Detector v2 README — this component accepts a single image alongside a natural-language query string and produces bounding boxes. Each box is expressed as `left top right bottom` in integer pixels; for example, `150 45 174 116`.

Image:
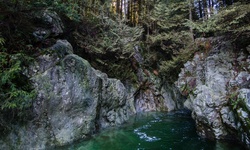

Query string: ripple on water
134 124 161 142
56 111 246 150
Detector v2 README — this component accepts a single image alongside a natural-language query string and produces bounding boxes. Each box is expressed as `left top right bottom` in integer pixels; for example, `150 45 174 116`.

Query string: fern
0 37 4 46
0 50 36 132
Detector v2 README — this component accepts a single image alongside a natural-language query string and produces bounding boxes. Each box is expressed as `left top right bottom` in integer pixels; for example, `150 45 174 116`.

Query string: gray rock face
161 83 185 112
0 40 135 149
132 47 184 112
133 80 184 112
32 10 64 41
176 37 250 148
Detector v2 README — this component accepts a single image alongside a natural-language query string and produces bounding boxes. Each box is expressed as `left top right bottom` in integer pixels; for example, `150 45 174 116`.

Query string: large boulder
176 37 250 148
0 40 135 149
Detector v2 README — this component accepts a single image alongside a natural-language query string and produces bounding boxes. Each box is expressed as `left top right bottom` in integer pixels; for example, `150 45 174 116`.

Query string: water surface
58 111 245 150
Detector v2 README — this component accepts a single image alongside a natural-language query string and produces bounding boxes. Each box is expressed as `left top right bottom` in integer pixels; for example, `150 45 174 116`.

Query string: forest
0 0 249 136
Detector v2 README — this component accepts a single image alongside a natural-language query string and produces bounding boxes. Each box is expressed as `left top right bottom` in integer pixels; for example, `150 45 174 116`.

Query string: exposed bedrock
176 37 250 148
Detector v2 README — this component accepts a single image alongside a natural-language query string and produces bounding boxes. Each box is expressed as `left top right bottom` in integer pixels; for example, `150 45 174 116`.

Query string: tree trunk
117 0 120 15
189 0 194 41
198 0 203 19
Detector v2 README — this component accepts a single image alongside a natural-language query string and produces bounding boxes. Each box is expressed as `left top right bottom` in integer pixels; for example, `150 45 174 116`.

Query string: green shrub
0 53 35 110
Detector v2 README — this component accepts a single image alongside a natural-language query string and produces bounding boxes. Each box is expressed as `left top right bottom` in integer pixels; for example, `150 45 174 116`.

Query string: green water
58 111 245 150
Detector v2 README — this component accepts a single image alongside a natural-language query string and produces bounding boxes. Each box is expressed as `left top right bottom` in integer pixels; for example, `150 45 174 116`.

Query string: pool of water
57 110 245 150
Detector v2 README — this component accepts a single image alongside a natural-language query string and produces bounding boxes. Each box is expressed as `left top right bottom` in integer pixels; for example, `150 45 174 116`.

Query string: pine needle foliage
0 52 35 111
0 37 36 130
0 8 37 133
0 54 35 134
73 8 143 81
142 0 195 82
185 2 250 38
84 13 143 55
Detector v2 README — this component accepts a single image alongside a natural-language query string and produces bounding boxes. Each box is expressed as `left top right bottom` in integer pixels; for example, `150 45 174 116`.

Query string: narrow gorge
0 1 249 149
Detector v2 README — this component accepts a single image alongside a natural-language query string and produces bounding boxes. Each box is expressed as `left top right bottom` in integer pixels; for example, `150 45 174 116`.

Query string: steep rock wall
0 40 135 149
176 37 250 148
132 46 185 112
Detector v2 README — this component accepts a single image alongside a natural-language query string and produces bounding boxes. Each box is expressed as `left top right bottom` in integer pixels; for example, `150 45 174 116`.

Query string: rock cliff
0 40 135 149
176 37 250 148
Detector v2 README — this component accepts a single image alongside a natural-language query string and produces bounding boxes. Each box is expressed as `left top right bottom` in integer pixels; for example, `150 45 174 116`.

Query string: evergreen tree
72 7 143 81
185 2 250 40
142 0 195 82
